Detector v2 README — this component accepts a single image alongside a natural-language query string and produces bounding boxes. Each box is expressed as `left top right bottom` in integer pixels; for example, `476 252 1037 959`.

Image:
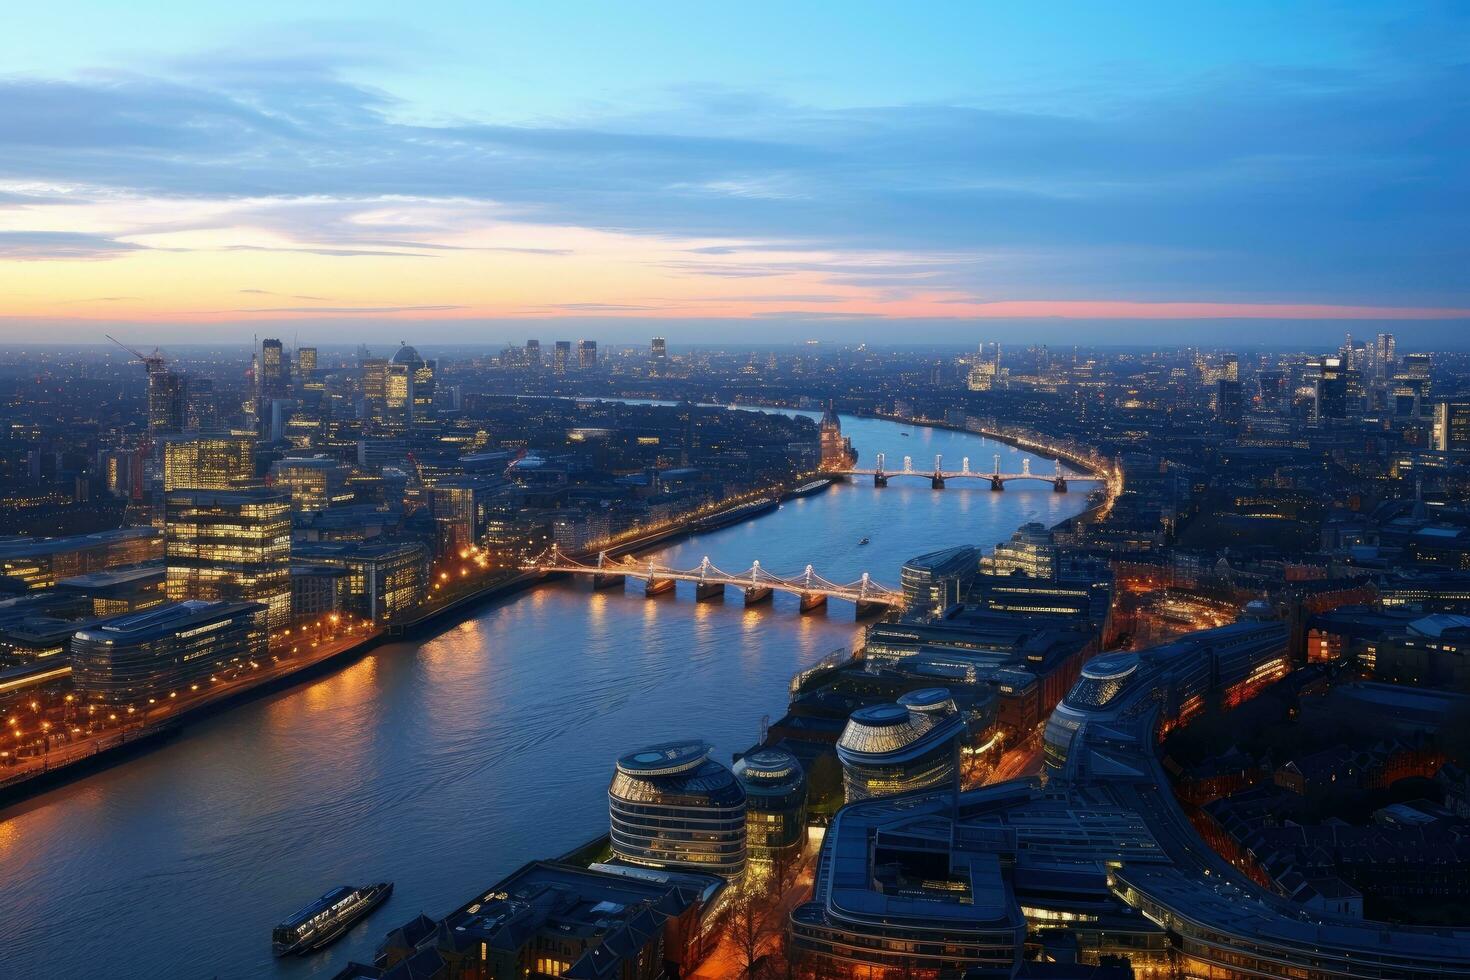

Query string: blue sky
0 2 1466 344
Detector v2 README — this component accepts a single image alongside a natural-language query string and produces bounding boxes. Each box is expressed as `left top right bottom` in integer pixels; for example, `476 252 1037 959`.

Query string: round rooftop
849 703 911 728
898 687 954 713
735 748 802 784
392 344 422 365
1081 652 1139 682
616 739 712 777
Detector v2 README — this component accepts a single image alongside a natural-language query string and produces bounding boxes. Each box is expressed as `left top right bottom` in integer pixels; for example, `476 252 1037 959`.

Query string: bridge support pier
1053 478 1068 492
644 577 675 597
931 475 946 489
873 473 887 487
743 586 774 606
799 592 828 614
591 573 625 591
990 476 1005 492
695 581 724 602
854 600 888 619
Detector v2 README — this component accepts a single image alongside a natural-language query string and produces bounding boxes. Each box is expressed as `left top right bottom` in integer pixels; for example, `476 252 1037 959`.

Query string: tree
728 883 777 977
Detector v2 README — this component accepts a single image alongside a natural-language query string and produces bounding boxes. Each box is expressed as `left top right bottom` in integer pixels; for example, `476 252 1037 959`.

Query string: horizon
2 2 1467 342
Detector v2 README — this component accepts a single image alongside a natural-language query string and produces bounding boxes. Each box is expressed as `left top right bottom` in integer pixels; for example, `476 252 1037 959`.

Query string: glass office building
733 748 807 866
836 688 965 803
608 739 747 878
71 599 267 704
165 488 292 633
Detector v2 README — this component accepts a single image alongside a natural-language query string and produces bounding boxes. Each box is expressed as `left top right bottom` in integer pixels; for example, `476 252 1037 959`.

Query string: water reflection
0 416 1089 980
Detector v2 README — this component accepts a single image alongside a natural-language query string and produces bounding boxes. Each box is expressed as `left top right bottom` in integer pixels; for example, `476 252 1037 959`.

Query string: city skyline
3 2 1469 342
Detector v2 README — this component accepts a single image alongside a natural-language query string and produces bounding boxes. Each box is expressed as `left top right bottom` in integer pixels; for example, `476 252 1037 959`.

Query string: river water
0 414 1089 980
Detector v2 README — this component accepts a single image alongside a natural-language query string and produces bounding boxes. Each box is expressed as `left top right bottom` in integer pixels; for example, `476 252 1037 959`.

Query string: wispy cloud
0 231 145 260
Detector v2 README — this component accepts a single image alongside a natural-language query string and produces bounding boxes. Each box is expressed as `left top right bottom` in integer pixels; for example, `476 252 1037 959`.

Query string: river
0 413 1089 979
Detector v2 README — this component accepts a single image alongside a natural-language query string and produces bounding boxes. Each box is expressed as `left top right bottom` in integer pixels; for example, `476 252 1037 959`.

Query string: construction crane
105 334 168 375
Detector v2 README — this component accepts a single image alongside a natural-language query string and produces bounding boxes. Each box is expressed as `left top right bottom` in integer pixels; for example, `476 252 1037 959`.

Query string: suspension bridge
522 547 902 616
839 452 1102 490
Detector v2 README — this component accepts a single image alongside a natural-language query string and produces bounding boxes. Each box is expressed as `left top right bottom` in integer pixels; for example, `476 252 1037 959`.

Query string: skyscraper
577 339 598 371
147 369 189 436
259 339 287 400
296 346 317 380
552 340 571 375
165 488 292 632
651 336 667 375
525 338 541 369
162 433 255 491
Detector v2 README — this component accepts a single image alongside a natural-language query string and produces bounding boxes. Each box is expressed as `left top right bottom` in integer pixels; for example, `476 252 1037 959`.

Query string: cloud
550 303 660 312
0 230 145 260
239 288 335 301
0 27 1464 308
198 304 467 314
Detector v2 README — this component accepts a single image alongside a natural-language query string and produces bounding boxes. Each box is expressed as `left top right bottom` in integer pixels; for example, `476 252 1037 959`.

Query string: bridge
840 453 1102 491
523 547 903 616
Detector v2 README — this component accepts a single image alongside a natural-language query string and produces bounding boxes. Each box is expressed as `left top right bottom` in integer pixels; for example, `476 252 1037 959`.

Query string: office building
900 545 978 616
268 456 355 512
651 336 667 375
733 748 806 867
147 369 189 436
292 539 429 623
524 338 541 369
1435 400 1470 452
552 340 571 375
1315 355 1347 421
259 338 287 401
56 564 167 616
161 433 255 491
0 528 162 590
577 339 598 371
609 739 747 878
295 346 316 380
835 688 965 802
361 356 389 421
71 599 267 704
164 488 292 632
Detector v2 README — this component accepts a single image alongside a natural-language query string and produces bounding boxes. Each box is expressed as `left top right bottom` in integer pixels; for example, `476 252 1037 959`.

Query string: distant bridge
839 452 1103 490
523 547 902 615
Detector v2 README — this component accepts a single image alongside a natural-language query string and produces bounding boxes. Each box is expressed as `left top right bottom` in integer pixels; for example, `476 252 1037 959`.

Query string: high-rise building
525 338 541 369
296 347 317 381
1216 378 1244 423
259 338 287 400
650 336 667 375
1435 400 1470 453
292 540 429 622
361 357 389 421
577 339 598 371
268 456 354 512
818 402 854 470
165 488 292 632
147 369 189 436
900 546 978 616
608 739 747 878
71 599 267 704
1376 332 1397 379
1314 356 1347 421
161 433 255 491
552 340 571 375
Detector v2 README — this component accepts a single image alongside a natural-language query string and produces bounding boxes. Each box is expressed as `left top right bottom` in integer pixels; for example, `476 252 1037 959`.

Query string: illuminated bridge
523 547 902 616
840 452 1104 490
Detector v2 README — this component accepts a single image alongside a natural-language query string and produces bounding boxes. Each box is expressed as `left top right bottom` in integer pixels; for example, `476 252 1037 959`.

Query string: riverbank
0 479 827 810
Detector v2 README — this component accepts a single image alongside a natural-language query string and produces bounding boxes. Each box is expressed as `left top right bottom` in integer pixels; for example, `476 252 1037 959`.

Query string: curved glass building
608 740 747 878
836 688 965 803
733 748 807 865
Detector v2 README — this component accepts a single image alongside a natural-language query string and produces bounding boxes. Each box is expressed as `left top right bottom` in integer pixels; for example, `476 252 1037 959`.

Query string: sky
1 1 1467 345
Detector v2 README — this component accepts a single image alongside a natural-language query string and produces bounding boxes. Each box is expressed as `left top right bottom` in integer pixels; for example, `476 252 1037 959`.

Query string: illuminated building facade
836 688 965 803
56 565 167 616
268 456 354 512
292 539 429 623
0 527 161 590
71 599 267 704
553 340 571 374
361 357 389 421
1435 400 1470 452
164 488 292 632
259 338 287 401
733 748 806 866
817 402 855 470
161 433 255 491
900 545 978 616
577 339 597 371
982 522 1057 578
147 369 189 436
609 740 747 878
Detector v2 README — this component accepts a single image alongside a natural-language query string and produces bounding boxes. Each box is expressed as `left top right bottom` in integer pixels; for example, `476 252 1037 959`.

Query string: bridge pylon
1053 460 1068 492
931 454 945 489
874 451 887 487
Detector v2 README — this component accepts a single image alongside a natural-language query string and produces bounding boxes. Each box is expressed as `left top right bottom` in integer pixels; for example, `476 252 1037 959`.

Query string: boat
787 478 832 498
900 431 910 437
272 882 393 956
858 537 870 546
